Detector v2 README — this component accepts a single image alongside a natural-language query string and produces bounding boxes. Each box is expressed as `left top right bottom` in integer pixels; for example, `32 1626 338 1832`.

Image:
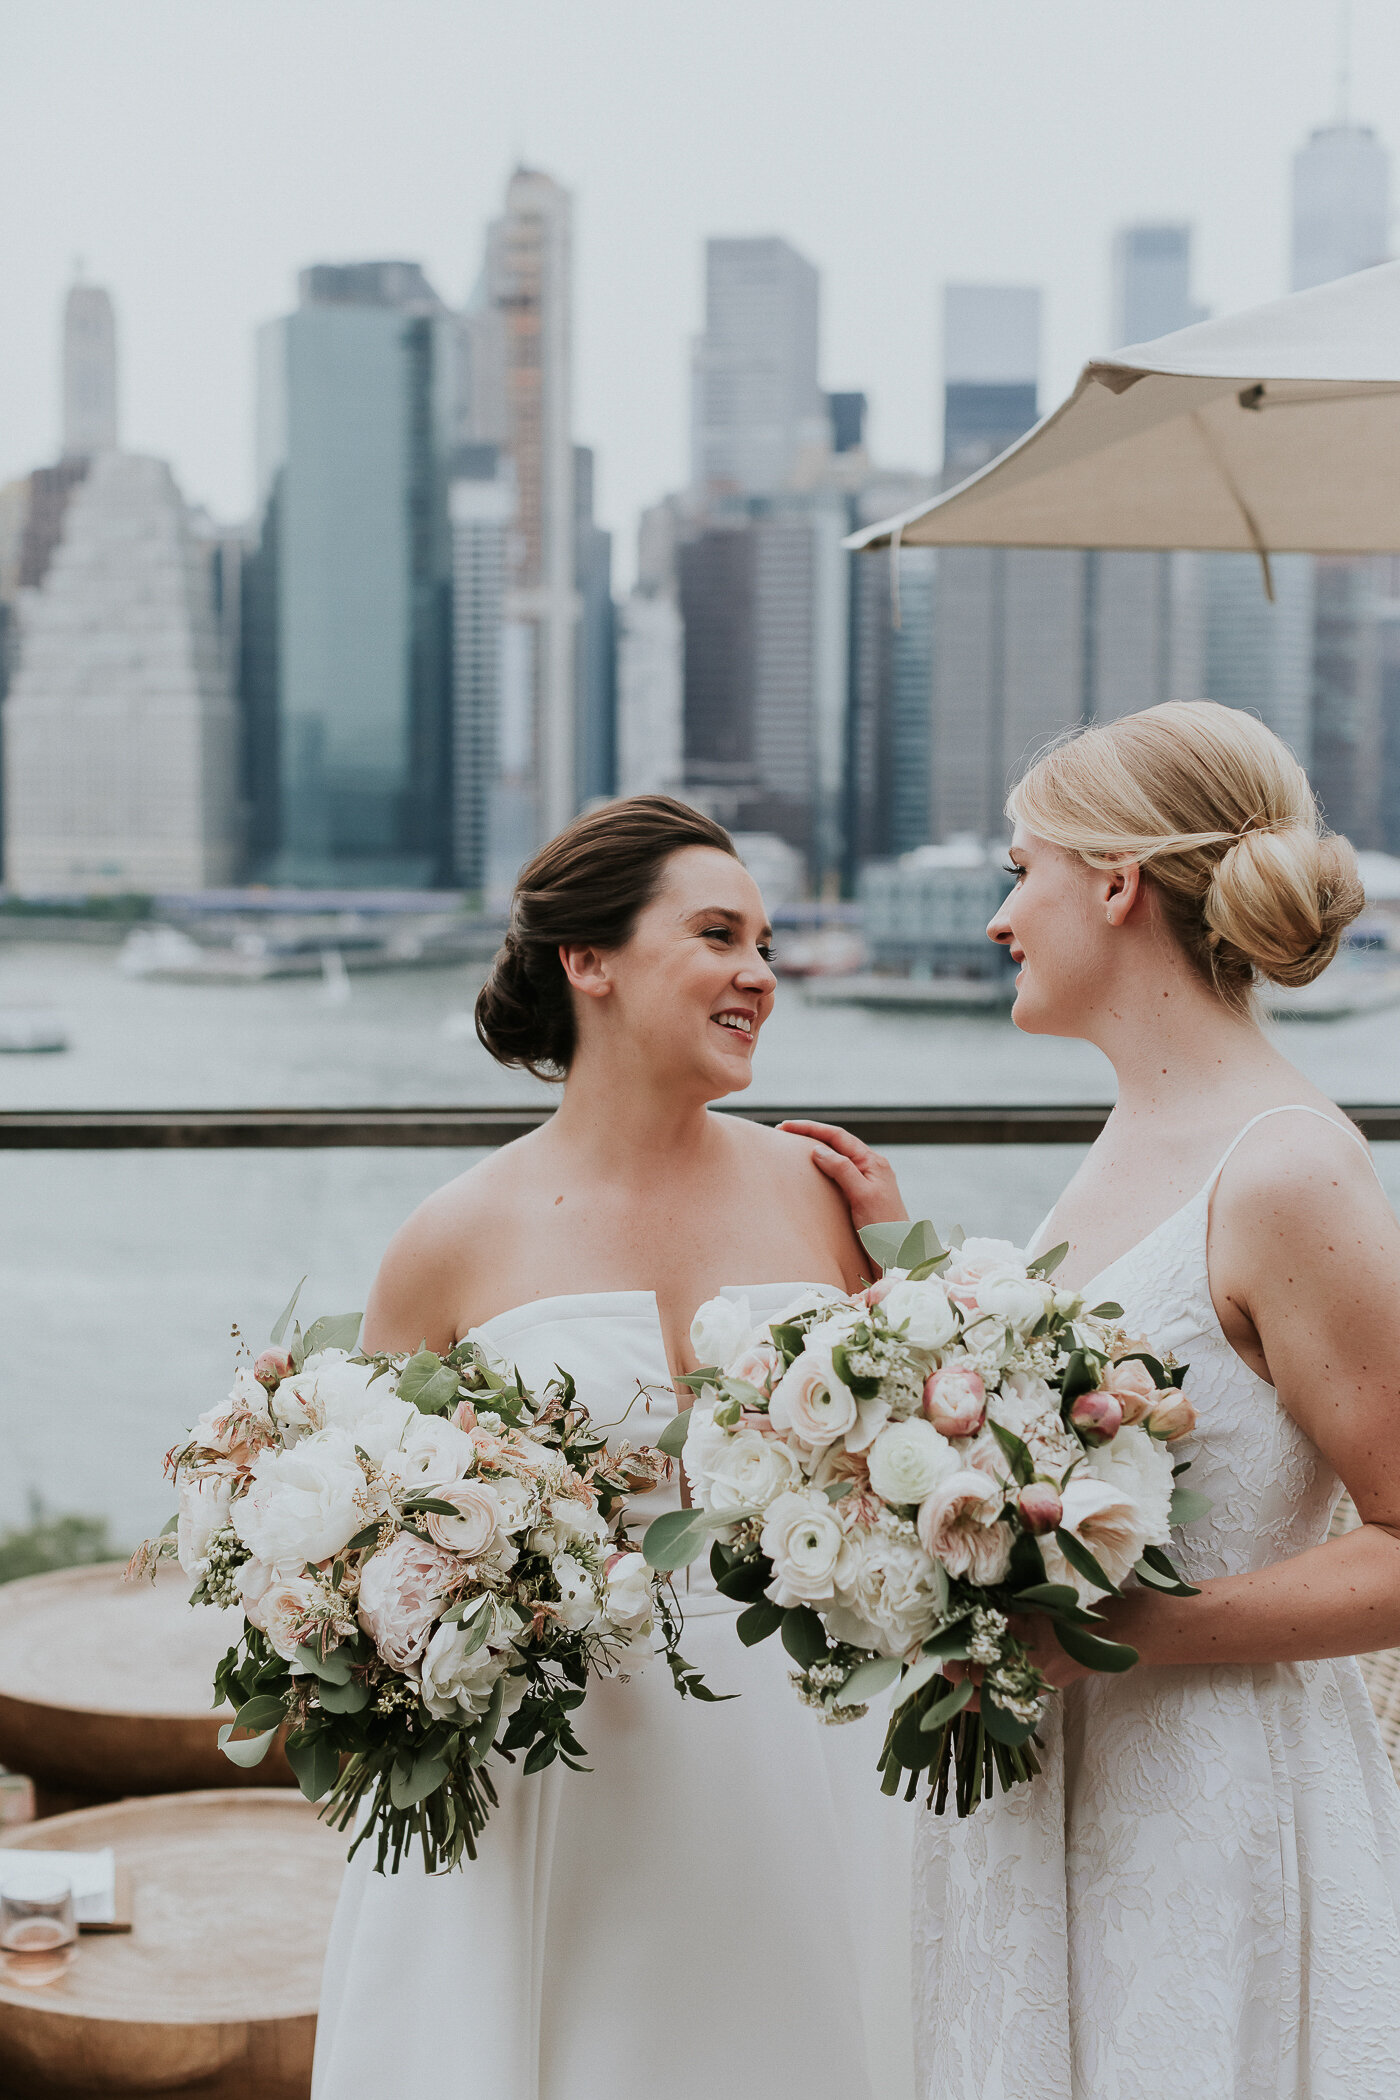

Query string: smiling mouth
712 1012 755 1041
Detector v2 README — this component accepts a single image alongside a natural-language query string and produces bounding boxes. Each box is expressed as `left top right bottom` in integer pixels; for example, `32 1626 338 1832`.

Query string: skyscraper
248 260 455 886
691 237 823 497
1291 117 1393 838
1111 225 1208 346
469 170 578 850
1291 123 1390 291
448 445 513 895
3 452 239 892
941 286 1040 479
62 282 117 457
573 446 616 807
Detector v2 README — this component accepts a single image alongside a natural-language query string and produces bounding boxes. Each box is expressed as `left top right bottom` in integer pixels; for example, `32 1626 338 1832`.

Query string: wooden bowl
0 1563 293 1798
0 1789 344 2096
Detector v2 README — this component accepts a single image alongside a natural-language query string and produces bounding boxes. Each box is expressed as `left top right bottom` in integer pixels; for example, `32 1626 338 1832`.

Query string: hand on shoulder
777 1118 908 1237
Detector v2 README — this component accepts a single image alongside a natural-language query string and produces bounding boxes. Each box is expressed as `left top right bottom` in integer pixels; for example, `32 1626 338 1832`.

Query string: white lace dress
912 1107 1400 2100
313 1284 915 2100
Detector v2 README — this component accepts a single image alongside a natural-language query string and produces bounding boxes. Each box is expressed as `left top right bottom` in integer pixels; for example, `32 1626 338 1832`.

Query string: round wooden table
0 1563 293 1801
0 1790 345 2096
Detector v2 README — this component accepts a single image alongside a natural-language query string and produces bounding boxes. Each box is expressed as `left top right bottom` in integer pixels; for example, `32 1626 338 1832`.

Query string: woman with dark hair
312 797 915 2100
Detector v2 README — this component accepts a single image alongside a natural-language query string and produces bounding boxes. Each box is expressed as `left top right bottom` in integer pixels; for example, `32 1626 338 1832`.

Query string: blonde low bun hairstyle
1008 700 1364 1010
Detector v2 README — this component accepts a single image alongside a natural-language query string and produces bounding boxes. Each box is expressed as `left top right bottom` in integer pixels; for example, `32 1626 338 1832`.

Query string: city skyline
1 0 1393 584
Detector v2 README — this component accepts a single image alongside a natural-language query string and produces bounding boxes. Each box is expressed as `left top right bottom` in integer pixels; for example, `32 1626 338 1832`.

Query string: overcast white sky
0 0 1393 580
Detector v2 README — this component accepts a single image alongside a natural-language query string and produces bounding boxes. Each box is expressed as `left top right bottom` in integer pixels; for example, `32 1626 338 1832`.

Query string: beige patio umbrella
849 260 1400 595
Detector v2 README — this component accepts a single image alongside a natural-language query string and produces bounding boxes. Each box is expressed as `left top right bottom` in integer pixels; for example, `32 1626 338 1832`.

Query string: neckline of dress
473 1281 823 1341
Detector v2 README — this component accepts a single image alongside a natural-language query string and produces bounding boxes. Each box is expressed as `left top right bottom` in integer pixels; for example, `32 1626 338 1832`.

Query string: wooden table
0 1563 293 1802
0 1790 345 2096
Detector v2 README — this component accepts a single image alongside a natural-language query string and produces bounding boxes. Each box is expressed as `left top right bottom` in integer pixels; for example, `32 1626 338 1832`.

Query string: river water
3 940 1398 1540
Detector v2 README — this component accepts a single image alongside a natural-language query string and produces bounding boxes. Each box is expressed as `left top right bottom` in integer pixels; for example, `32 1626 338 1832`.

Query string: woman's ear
558 943 612 1001
1104 861 1144 928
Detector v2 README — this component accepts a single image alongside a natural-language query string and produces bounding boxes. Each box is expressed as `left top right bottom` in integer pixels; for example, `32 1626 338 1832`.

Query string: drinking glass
0 1876 77 1987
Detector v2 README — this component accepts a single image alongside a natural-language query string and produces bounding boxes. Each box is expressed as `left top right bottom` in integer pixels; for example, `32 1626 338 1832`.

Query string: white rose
348 1394 424 1470
232 1429 367 1566
975 1266 1055 1335
684 1408 803 1516
486 1473 536 1535
602 1549 655 1632
769 1346 858 1448
552 1550 604 1632
545 1494 611 1549
423 1477 505 1558
382 1412 477 1494
828 1528 941 1657
761 1489 848 1606
420 1618 516 1723
944 1236 1025 1283
690 1294 758 1370
866 1419 960 1507
244 1568 323 1663
881 1279 959 1352
177 1471 233 1579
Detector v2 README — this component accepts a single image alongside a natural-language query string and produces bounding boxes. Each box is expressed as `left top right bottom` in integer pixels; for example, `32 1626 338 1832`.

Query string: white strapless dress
312 1284 915 2100
912 1108 1400 2100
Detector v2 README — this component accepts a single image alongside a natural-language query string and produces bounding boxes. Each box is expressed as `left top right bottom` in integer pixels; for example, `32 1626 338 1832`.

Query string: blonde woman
800 702 1400 2099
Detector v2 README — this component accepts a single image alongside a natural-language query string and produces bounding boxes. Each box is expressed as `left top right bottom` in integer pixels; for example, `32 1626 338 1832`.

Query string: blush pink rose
1145 1390 1197 1442
424 1478 502 1557
1100 1359 1158 1424
916 1469 1012 1583
730 1342 783 1396
921 1366 987 1439
357 1532 459 1671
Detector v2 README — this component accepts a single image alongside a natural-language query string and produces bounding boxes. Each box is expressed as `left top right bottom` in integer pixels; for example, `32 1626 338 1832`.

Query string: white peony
382 1412 477 1494
243 1568 324 1663
419 1618 517 1723
190 1365 273 1461
485 1472 537 1535
761 1489 848 1606
768 1345 858 1448
828 1527 941 1657
684 1408 803 1516
356 1531 459 1670
602 1550 654 1632
177 1470 233 1579
531 1493 611 1557
232 1429 367 1567
916 1469 1013 1584
271 1350 380 1444
944 1236 1025 1283
866 1419 961 1507
881 1279 959 1352
1085 1425 1175 1548
690 1295 759 1370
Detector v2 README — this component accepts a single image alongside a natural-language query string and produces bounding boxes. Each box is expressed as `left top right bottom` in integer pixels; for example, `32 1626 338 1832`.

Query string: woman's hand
780 1121 908 1237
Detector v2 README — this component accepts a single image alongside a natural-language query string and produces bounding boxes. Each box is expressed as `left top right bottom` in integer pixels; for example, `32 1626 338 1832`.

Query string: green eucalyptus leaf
468 1676 507 1766
1087 1301 1124 1320
917 1677 974 1731
283 1730 339 1803
656 1411 693 1459
159 1513 180 1538
1012 1582 1082 1612
835 1654 902 1705
920 1617 974 1660
896 1219 947 1270
981 1694 1041 1746
987 1419 1035 1487
316 1676 371 1714
218 1721 278 1768
270 1278 306 1347
642 1506 716 1571
1169 1486 1212 1528
232 1694 288 1733
1027 1240 1069 1279
1052 1619 1139 1673
858 1220 914 1271
1053 1527 1120 1595
736 1599 785 1646
294 1642 353 1686
780 1606 829 1669
301 1311 363 1359
893 1651 946 1706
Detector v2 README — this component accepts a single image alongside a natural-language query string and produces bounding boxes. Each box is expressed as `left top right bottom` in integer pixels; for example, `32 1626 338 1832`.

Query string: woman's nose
987 910 1011 946
737 952 777 992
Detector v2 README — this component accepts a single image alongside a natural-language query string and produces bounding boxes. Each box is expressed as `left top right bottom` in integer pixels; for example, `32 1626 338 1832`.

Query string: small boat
0 1008 68 1053
802 972 1015 1013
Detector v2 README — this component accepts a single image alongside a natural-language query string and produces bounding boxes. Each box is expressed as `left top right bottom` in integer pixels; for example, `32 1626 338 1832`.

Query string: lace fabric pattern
912 1140 1400 2100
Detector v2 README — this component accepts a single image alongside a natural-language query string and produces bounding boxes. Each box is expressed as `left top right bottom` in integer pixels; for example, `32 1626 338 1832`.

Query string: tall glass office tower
247 262 455 887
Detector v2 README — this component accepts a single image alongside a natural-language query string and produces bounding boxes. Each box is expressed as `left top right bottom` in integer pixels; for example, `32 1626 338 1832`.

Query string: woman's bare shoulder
719 1116 870 1271
363 1138 537 1351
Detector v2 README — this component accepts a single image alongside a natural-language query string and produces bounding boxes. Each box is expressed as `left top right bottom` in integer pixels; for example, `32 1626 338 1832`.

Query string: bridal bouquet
135 1285 699 1872
645 1222 1207 1815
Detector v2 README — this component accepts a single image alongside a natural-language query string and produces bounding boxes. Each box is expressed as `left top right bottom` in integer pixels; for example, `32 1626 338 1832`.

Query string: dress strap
1204 1103 1376 1194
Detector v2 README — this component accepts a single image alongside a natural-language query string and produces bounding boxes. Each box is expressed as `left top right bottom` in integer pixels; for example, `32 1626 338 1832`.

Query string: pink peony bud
921 1365 987 1438
604 1550 635 1577
860 1278 894 1308
1017 1481 1063 1534
1100 1358 1158 1424
1068 1390 1123 1446
452 1400 478 1433
1145 1390 1197 1442
253 1347 295 1392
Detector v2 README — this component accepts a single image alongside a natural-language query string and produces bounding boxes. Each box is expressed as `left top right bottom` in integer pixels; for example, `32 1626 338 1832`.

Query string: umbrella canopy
850 261 1400 580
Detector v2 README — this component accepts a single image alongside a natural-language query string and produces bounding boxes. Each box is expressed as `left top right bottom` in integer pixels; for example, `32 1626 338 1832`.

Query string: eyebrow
684 905 774 942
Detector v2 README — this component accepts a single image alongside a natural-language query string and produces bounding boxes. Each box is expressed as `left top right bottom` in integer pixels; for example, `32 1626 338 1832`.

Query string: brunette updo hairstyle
475 795 740 1079
1008 700 1364 1011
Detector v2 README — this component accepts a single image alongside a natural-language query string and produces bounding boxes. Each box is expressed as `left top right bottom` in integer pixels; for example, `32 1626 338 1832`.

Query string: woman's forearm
1103 1523 1400 1667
